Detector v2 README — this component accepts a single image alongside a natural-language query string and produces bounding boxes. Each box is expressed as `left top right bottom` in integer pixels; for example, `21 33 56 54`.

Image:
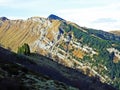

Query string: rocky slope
0 14 120 89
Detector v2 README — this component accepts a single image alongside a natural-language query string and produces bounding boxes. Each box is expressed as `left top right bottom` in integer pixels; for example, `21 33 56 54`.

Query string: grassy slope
0 19 61 52
0 47 117 90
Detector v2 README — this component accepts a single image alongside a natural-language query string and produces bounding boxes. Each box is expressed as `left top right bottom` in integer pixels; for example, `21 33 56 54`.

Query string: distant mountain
81 28 120 41
110 30 120 36
0 14 120 90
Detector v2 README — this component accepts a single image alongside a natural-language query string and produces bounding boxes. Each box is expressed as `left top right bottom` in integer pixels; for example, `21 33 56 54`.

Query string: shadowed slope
0 47 117 90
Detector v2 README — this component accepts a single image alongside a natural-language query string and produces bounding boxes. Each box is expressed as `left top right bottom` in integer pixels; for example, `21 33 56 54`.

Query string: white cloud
0 0 38 8
57 2 120 31
0 0 18 6
93 18 117 23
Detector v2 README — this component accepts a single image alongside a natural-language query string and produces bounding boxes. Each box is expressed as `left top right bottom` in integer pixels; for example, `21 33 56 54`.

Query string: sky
0 0 120 31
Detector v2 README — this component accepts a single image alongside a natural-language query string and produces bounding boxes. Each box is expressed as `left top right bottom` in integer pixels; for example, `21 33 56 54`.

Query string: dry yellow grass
72 49 85 59
46 20 61 41
0 20 40 51
113 56 119 63
110 31 120 36
0 18 62 54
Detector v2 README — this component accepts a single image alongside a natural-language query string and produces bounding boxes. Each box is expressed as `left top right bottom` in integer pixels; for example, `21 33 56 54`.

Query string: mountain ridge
0 14 120 90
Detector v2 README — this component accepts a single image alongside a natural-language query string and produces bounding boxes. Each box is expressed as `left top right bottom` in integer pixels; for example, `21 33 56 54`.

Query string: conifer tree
17 43 30 55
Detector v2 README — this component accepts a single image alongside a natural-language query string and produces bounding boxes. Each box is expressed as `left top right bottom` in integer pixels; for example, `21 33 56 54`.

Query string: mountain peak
0 17 9 21
48 14 64 21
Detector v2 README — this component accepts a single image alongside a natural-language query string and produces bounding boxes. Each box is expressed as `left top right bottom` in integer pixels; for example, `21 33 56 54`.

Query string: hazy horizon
0 0 120 31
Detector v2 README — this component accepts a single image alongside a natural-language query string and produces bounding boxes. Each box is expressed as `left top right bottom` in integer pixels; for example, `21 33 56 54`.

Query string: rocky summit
48 14 64 21
0 14 120 90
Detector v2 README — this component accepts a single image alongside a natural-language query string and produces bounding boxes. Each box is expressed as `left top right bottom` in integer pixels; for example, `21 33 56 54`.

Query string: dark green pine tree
17 43 30 55
24 43 30 55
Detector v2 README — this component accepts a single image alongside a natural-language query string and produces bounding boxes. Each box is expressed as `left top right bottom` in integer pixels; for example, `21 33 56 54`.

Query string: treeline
62 23 111 51
81 27 120 42
61 23 120 90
